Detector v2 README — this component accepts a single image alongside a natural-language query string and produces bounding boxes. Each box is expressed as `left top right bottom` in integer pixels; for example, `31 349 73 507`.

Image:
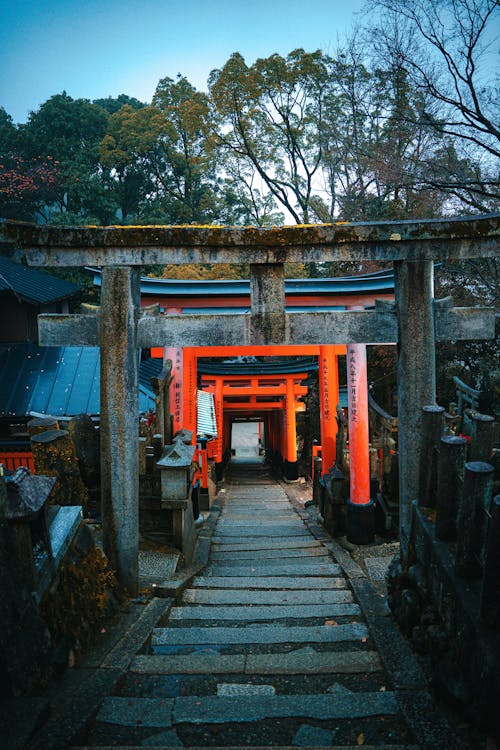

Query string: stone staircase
76 462 421 749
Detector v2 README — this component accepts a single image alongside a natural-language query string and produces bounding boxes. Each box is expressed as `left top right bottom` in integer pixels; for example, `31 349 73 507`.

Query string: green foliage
0 10 497 229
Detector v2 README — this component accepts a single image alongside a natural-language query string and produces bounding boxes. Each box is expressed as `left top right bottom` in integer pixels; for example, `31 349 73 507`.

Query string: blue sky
0 0 366 123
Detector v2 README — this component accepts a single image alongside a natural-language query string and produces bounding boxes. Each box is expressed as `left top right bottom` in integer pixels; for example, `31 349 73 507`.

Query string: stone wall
388 502 500 741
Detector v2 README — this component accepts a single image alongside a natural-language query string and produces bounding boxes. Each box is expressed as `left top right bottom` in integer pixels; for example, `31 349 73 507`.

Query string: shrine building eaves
0 214 498 267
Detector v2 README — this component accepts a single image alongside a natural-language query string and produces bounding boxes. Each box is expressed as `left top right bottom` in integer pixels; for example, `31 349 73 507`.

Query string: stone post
469 412 495 462
100 266 140 595
480 495 500 629
435 435 468 541
395 260 436 551
455 461 494 577
418 405 445 508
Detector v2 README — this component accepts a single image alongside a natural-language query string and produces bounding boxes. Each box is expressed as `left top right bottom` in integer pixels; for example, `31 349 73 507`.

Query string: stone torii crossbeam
0 214 497 594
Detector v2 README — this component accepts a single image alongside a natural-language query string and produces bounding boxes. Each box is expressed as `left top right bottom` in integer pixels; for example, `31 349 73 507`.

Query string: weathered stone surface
245 650 381 675
182 587 351 605
212 527 310 538
130 654 246 674
101 598 171 670
216 682 275 696
292 723 334 747
191 576 346 590
209 547 329 561
141 728 183 746
67 414 100 487
97 696 174 727
4 214 497 267
169 603 361 621
172 691 398 724
203 563 341 577
364 556 395 582
29 667 123 750
212 539 322 551
152 622 368 646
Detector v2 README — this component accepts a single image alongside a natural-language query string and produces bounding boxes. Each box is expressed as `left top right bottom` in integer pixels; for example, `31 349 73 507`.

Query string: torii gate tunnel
0 215 497 594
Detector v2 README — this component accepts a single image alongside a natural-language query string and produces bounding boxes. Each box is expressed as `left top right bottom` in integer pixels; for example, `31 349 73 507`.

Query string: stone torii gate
0 215 497 594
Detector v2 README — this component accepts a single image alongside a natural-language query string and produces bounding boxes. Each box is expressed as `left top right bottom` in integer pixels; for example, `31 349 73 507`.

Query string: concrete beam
1 214 497 266
38 305 495 349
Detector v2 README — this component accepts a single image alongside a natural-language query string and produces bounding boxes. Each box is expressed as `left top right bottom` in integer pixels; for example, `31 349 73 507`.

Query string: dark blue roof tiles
0 256 81 305
0 343 156 418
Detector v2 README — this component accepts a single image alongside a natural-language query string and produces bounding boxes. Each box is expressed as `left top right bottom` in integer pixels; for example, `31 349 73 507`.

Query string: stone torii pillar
99 267 140 594
395 261 436 554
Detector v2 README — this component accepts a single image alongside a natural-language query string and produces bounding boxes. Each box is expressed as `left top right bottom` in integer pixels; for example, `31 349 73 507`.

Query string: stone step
182 588 351 605
169 602 361 620
212 528 310 538
209 547 329 561
190 576 347 589
82 747 418 750
96 691 398 727
221 508 297 523
217 520 302 527
130 649 381 675
203 563 341 577
211 538 322 551
152 622 368 646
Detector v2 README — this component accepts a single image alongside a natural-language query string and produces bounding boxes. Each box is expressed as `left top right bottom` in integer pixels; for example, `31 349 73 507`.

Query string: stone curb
152 498 223 599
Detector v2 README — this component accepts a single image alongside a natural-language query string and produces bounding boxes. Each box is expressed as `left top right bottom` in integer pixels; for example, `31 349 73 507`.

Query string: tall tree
147 76 220 223
20 93 111 221
209 49 332 224
369 0 499 206
99 104 159 222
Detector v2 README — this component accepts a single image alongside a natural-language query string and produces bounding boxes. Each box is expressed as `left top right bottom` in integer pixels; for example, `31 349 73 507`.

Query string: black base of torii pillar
100 267 140 596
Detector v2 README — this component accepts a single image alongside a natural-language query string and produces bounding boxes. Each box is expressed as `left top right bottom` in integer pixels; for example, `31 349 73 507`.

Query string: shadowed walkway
21 463 463 750
78 462 425 749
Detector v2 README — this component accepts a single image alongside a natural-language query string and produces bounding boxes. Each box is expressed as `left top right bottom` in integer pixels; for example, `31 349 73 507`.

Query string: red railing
0 451 35 473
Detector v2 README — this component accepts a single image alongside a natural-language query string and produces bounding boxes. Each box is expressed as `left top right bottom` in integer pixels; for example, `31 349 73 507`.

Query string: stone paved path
71 461 425 749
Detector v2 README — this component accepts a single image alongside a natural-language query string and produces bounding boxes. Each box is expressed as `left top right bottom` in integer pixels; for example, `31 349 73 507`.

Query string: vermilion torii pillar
164 346 183 434
214 377 224 480
346 341 374 543
182 348 197 439
283 375 299 480
318 345 340 476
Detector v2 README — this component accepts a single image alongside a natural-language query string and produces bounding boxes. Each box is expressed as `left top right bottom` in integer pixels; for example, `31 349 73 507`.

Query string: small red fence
0 451 35 473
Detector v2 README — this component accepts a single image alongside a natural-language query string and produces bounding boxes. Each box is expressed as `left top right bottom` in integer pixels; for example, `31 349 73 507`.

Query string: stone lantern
156 440 196 554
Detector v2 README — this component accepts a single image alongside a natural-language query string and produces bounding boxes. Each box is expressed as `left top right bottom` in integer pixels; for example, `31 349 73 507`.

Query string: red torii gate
200 371 309 480
153 344 365 487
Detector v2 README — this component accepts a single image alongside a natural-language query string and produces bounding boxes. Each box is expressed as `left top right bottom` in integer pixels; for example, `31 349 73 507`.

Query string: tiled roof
0 255 80 305
0 343 157 418
88 267 395 298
